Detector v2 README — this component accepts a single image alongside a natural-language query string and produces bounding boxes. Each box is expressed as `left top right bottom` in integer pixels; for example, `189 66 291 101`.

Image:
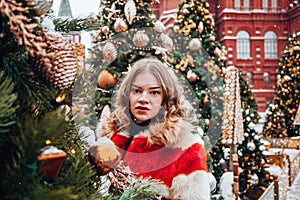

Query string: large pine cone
108 161 136 193
36 32 77 90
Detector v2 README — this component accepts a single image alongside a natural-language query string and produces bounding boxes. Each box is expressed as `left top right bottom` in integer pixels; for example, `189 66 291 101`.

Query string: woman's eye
132 89 141 93
151 91 160 95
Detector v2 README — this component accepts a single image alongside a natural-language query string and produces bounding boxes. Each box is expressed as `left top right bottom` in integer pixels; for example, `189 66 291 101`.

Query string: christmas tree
84 0 175 118
171 0 224 144
263 32 300 138
0 0 164 199
170 0 269 197
0 1 98 199
236 78 272 198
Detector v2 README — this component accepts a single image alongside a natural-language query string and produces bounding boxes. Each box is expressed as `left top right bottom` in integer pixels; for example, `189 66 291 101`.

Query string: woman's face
129 72 163 123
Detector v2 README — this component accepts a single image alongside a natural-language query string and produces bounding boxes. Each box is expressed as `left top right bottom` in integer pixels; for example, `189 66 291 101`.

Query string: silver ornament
102 26 110 36
103 42 117 64
132 31 149 47
124 0 137 25
198 21 204 34
188 38 201 51
159 33 173 51
259 145 266 152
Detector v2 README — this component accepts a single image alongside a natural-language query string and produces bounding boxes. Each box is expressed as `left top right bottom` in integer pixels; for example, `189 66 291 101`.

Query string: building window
237 31 250 59
263 0 268 11
264 72 269 86
264 31 277 59
271 0 277 12
235 0 240 10
244 0 250 10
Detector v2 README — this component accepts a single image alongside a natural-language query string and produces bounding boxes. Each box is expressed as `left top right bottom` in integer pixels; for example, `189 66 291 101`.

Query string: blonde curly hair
102 57 194 144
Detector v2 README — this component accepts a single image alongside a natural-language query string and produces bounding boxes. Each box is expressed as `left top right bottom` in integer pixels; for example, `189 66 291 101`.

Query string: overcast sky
52 0 101 18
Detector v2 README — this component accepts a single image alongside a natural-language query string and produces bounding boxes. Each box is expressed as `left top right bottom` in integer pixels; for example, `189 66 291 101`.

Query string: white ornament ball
259 145 266 152
254 135 260 140
249 122 256 129
159 33 173 51
198 21 204 34
250 173 259 185
102 26 110 36
247 142 256 151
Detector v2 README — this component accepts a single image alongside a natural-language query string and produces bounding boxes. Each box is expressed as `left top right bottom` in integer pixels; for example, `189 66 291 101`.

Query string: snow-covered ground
287 169 300 200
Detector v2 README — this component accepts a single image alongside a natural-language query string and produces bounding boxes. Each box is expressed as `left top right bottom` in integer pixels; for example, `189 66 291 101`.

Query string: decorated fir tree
86 0 174 117
263 100 288 137
237 78 272 198
0 1 98 199
1 0 163 199
170 0 268 197
171 0 225 144
263 32 300 137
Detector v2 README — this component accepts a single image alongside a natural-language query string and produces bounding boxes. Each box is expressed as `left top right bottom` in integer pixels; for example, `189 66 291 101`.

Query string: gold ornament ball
205 119 210 127
97 70 117 90
203 95 209 106
114 18 128 33
89 141 121 175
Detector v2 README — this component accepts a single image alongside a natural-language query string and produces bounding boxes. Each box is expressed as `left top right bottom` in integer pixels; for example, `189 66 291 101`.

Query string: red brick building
153 0 300 112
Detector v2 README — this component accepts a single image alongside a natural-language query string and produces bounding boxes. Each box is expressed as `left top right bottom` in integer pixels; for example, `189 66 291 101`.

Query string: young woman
98 57 210 199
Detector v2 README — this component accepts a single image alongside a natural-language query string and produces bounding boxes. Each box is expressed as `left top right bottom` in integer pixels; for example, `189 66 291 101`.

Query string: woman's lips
136 106 150 113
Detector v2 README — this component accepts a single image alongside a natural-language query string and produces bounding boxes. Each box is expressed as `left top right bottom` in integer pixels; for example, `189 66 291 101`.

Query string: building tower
58 0 73 19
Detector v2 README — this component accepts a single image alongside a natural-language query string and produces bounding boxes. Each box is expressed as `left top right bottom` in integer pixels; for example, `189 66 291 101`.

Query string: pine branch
53 16 101 33
0 71 18 135
2 51 58 116
120 178 164 200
